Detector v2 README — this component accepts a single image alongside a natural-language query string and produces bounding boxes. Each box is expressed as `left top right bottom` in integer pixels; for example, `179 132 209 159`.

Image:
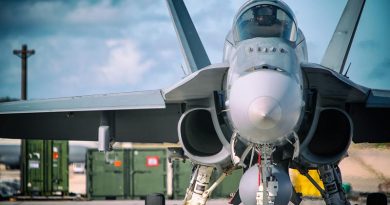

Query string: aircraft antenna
180 64 190 77
343 62 352 78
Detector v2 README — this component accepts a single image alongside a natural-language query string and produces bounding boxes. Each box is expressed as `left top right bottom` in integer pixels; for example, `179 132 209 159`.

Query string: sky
0 0 389 100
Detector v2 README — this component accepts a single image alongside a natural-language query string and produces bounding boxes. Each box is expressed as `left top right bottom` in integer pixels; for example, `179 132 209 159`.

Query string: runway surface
0 199 366 205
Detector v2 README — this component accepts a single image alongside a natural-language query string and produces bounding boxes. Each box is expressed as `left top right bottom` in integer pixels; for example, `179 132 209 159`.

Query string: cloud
358 40 378 50
0 1 67 24
348 59 390 90
185 1 245 63
65 1 118 24
97 39 155 85
368 59 390 80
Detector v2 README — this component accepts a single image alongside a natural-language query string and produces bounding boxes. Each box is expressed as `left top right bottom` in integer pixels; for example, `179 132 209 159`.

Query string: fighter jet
0 0 389 204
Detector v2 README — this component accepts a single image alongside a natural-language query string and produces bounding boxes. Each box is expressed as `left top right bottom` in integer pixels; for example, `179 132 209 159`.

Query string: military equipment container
45 140 69 195
22 140 45 195
129 149 167 198
172 160 192 199
21 140 69 196
86 149 128 200
87 148 168 200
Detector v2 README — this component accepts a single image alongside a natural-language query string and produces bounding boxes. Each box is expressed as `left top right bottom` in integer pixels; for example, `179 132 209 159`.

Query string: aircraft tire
366 192 387 205
145 193 165 205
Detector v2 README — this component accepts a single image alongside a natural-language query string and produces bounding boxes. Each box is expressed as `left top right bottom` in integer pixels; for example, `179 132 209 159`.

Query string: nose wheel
256 145 278 205
235 143 293 205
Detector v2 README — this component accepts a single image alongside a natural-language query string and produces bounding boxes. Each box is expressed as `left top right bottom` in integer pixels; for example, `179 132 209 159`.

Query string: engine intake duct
180 109 222 156
178 108 230 166
300 108 352 165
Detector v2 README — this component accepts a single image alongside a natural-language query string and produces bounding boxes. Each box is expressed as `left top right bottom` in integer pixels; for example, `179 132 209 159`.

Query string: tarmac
0 199 330 205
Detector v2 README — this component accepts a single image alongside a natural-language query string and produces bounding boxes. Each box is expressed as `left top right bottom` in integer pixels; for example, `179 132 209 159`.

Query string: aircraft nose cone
248 97 282 129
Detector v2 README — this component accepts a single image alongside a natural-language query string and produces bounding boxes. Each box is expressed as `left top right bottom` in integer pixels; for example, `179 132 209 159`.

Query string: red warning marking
146 156 160 167
53 152 59 160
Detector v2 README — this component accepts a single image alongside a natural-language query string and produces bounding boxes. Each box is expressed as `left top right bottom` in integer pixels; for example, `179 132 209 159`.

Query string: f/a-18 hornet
0 0 389 204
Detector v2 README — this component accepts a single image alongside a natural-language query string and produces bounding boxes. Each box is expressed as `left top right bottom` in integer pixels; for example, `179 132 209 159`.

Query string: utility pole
13 44 35 100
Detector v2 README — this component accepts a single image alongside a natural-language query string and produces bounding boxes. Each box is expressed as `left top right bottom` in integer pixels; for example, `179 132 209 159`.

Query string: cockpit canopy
234 4 297 42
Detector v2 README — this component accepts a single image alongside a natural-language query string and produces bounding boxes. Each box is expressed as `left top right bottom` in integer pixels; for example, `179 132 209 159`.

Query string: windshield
234 4 297 42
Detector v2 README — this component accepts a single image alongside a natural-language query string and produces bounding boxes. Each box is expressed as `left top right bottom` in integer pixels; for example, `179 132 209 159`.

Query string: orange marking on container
53 152 59 159
114 160 122 167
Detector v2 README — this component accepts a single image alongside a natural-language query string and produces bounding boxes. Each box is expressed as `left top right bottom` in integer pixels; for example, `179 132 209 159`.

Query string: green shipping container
87 148 167 200
130 149 167 198
87 150 127 199
46 140 69 194
21 140 69 196
172 160 192 199
22 140 45 195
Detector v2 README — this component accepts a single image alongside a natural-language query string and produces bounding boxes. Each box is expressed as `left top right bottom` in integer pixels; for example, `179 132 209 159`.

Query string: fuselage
224 0 308 144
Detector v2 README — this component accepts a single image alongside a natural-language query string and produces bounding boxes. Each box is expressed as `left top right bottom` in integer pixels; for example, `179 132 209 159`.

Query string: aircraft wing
0 90 182 142
0 63 229 143
164 63 229 102
301 63 390 143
